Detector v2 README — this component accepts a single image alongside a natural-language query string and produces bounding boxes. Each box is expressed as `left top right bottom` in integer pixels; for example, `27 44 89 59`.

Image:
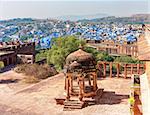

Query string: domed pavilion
63 47 98 110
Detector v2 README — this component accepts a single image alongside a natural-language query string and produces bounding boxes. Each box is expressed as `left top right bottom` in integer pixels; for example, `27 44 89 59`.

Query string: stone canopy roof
65 49 96 72
66 49 95 65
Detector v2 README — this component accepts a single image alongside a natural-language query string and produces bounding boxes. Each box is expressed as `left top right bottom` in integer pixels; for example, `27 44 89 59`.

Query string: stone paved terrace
0 71 130 115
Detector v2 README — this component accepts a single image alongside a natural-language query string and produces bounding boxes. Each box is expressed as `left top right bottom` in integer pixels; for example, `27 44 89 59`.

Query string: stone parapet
140 74 150 115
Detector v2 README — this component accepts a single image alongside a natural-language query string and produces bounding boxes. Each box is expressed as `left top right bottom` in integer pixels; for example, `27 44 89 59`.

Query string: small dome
69 61 82 70
66 49 95 65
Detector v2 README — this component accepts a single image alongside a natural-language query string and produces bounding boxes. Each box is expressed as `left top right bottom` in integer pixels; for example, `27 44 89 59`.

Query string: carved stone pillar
88 75 91 86
64 77 67 90
131 64 133 75
78 77 83 101
66 77 70 100
109 62 112 78
70 76 73 92
144 64 146 73
117 45 120 54
116 63 120 78
124 64 127 79
93 73 97 91
137 64 140 74
103 63 106 78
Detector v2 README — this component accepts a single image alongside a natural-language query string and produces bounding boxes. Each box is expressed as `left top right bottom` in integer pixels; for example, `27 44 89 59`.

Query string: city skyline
0 0 149 20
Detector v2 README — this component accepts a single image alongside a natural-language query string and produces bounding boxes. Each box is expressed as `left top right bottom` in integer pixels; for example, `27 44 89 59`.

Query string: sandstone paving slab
0 71 130 115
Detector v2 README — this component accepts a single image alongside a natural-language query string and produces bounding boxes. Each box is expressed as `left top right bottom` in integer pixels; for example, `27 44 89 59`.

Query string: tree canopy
114 55 140 64
84 47 114 62
47 36 86 70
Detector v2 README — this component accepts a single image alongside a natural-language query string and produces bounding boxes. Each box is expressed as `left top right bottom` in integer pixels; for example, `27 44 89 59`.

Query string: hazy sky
0 0 149 20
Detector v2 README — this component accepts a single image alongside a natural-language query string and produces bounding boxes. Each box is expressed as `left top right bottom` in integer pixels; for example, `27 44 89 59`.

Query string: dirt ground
0 70 131 115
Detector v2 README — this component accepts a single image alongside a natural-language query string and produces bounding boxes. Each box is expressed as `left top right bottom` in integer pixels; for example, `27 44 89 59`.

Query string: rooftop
0 51 14 56
0 71 131 115
66 49 95 65
138 24 150 60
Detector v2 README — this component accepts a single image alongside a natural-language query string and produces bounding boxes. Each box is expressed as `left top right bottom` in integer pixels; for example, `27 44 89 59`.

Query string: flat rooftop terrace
0 45 16 49
0 71 131 115
0 51 15 56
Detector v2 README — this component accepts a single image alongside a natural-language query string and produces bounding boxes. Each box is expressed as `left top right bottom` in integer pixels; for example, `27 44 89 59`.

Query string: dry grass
14 64 57 83
23 76 40 83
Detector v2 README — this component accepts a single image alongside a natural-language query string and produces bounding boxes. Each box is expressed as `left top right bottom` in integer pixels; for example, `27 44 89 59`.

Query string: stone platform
0 71 130 115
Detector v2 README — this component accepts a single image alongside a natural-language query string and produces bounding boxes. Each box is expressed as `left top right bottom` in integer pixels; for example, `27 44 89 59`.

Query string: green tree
97 52 114 62
114 55 139 63
84 47 114 62
47 36 86 70
35 49 49 62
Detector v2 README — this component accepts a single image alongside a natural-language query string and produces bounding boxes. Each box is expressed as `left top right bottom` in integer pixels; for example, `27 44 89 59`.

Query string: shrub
85 47 114 62
128 96 135 106
14 64 57 83
23 76 39 83
35 49 49 62
14 64 28 73
114 55 139 63
0 61 4 69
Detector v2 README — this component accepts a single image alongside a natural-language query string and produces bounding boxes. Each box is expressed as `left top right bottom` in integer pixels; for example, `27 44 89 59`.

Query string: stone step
63 100 85 111
64 104 83 107
64 100 83 104
84 99 96 105
63 107 81 111
64 105 82 109
87 101 96 105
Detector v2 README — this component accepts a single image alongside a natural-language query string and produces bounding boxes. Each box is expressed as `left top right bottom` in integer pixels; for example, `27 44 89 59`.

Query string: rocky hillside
78 14 150 24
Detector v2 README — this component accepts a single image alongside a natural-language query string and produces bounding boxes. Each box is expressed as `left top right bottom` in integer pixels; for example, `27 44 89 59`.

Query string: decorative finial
142 24 146 31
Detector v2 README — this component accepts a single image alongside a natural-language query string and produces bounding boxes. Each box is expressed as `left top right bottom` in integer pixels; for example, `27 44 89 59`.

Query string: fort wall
0 42 35 66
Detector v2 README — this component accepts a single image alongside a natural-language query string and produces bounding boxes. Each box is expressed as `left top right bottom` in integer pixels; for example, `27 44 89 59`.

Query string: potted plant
128 96 135 115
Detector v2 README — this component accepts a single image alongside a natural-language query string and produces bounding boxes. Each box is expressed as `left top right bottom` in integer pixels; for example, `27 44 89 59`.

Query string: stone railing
97 61 145 78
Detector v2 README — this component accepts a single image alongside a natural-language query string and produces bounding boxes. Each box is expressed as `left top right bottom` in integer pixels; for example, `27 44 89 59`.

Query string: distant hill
0 18 35 25
78 14 150 24
55 13 109 21
0 18 34 23
0 14 149 24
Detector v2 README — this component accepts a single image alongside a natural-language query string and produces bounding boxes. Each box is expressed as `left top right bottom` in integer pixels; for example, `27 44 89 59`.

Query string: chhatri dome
55 46 98 109
65 46 96 73
66 49 96 65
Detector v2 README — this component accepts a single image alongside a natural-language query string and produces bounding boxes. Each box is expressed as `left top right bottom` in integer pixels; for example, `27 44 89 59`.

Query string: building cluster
0 41 35 67
87 39 138 57
0 18 142 49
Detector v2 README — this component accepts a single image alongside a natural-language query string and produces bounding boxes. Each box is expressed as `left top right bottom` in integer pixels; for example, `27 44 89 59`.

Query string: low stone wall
0 52 17 66
140 73 150 115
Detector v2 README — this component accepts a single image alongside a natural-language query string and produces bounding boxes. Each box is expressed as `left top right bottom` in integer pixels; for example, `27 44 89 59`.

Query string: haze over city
0 0 149 20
